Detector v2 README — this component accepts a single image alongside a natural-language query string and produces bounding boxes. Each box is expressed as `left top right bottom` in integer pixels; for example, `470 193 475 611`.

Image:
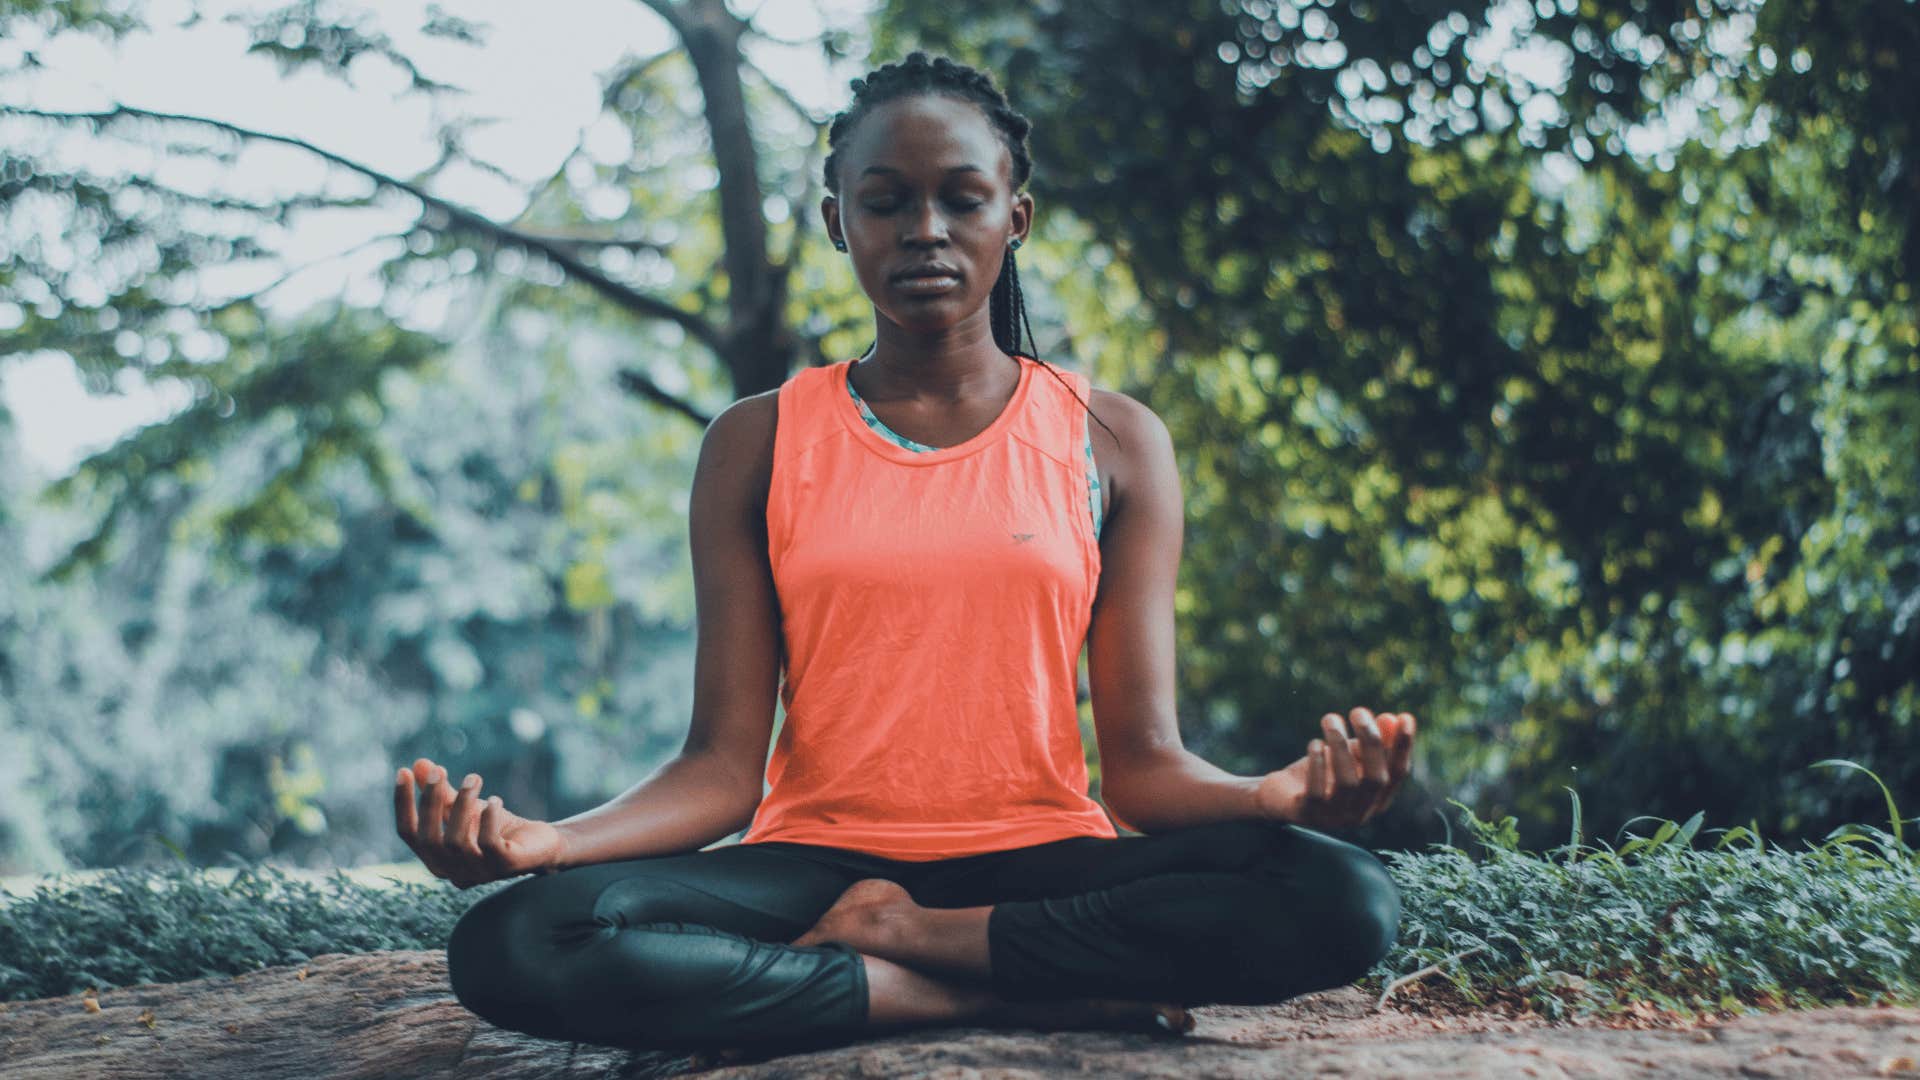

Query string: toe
1153 1004 1196 1035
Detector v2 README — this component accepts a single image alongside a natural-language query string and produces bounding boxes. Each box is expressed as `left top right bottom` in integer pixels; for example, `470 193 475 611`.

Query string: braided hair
824 50 1118 447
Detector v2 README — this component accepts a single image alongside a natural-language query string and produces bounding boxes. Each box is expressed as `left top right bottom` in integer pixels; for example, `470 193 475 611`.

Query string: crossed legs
445 818 1401 1054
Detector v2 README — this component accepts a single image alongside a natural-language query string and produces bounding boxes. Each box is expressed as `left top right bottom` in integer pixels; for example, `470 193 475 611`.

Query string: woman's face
823 94 1032 336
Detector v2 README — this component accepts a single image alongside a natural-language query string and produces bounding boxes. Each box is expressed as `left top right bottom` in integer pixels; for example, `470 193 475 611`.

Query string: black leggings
446 818 1401 1053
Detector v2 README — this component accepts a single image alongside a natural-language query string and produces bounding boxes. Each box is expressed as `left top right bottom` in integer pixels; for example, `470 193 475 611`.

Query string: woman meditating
393 51 1415 1058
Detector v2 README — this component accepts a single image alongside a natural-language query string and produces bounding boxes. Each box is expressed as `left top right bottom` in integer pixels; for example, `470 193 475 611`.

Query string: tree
0 0 876 869
2 0 876 567
879 0 1920 848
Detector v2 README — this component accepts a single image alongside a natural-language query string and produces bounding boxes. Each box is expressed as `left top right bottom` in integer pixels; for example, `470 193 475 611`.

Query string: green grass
0 866 507 1001
3 760 1915 1018
1360 760 1920 1021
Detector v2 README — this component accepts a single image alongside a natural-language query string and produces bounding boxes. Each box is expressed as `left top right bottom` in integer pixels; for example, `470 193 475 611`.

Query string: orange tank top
738 353 1118 860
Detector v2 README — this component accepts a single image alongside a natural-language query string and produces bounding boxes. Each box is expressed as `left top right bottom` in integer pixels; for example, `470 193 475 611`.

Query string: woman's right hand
394 758 569 888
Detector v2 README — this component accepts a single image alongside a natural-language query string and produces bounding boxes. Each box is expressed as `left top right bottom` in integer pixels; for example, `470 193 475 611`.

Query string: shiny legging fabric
446 818 1401 1053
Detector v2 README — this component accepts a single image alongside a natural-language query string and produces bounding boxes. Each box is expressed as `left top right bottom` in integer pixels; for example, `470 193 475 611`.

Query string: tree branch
509 229 671 255
4 105 730 371
203 230 410 312
598 45 681 111
616 368 713 425
636 0 794 396
741 48 829 127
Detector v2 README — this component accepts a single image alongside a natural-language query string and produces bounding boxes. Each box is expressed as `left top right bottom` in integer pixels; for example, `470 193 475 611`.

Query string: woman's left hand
1254 708 1416 831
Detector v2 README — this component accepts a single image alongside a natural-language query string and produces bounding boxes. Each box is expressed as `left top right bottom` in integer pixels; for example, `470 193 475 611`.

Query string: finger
1317 741 1344 819
448 774 484 860
478 796 506 871
1345 708 1390 786
412 758 438 785
1347 706 1394 808
1326 712 1363 791
394 767 419 844
1319 712 1356 793
397 769 452 880
1308 739 1330 803
1345 706 1375 759
420 766 455 847
1362 714 1416 816
1384 713 1416 793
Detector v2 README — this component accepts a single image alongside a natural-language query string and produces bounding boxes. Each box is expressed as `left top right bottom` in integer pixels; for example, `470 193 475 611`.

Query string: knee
1242 826 1402 985
446 879 560 1031
1305 837 1403 982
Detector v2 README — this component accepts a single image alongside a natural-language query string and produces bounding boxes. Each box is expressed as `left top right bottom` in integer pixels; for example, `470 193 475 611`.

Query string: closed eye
862 198 987 213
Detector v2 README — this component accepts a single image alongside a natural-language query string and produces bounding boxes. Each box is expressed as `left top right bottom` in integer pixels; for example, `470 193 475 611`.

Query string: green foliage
3 0 1917 889
41 305 441 578
881 0 1920 850
1370 772 1919 1020
4 781 1912 1020
0 866 503 1002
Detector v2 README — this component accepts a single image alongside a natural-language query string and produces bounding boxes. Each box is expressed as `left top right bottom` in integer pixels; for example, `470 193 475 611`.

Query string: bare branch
511 230 671 255
1374 945 1488 1012
741 50 829 128
739 23 818 49
3 104 729 363
204 231 410 311
599 46 681 111
634 0 690 37
616 368 713 425
115 173 378 217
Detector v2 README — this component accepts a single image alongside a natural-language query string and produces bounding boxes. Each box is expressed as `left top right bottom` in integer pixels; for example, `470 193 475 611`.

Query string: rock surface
0 950 1915 1079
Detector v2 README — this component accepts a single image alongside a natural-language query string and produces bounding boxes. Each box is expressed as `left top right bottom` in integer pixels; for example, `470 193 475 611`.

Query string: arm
1082 390 1267 833
394 393 784 883
548 391 784 867
1084 390 1416 835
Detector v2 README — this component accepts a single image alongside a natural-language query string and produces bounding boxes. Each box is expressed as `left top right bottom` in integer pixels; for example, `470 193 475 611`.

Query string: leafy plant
1368 767 1919 1020
0 866 504 1001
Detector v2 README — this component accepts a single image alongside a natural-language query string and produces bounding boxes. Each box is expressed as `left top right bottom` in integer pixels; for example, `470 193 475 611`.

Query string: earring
832 239 847 252
1009 237 1023 251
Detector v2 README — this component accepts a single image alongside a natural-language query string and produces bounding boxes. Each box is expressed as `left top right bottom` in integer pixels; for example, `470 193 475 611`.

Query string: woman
394 51 1416 1059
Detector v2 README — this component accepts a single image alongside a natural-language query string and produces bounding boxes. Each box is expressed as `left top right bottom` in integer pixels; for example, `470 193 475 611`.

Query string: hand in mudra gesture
1254 708 1416 832
394 758 568 888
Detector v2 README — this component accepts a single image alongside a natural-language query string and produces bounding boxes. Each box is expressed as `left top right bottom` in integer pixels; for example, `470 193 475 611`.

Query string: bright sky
0 0 875 476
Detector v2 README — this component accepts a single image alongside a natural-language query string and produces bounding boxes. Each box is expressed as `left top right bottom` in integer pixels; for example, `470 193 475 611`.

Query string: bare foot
982 996 1196 1036
791 878 917 952
686 997 1194 1068
685 1045 755 1070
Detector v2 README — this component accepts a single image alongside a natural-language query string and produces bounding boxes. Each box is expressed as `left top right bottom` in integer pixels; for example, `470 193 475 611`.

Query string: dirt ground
0 950 1913 1078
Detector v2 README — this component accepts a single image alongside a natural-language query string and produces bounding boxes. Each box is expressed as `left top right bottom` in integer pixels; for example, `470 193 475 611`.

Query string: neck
860 311 1018 402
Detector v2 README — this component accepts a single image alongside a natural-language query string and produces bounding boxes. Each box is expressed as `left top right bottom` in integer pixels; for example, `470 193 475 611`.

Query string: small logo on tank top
1011 532 1036 544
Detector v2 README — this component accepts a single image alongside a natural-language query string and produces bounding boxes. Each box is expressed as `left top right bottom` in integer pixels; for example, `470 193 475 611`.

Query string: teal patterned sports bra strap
846 366 1103 540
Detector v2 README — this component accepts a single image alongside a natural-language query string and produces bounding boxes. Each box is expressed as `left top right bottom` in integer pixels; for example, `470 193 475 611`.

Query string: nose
901 196 948 248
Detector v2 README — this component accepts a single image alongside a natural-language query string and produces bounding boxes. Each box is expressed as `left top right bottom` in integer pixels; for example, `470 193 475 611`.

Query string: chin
877 292 987 332
878 306 968 334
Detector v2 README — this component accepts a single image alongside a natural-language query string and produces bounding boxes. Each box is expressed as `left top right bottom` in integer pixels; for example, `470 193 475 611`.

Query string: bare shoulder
694 387 780 507
1086 386 1176 505
1087 387 1172 447
707 386 780 445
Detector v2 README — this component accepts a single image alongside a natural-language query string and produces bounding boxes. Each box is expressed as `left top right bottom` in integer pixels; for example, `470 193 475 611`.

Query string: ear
821 194 843 247
1010 190 1035 247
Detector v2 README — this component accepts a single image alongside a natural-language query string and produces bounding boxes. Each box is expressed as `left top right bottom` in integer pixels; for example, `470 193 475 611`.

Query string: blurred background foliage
0 0 1914 874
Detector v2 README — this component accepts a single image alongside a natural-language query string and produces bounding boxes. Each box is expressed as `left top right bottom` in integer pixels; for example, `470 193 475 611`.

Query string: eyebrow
858 165 987 178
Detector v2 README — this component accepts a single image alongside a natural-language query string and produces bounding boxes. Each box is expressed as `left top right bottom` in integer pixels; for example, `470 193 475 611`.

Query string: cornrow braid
826 50 1119 450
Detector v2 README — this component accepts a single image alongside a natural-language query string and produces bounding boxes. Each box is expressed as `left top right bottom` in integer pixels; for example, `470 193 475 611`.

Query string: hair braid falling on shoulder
824 50 1119 448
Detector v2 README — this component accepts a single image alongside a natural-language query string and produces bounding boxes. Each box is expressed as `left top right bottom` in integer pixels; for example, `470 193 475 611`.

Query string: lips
891 263 961 282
